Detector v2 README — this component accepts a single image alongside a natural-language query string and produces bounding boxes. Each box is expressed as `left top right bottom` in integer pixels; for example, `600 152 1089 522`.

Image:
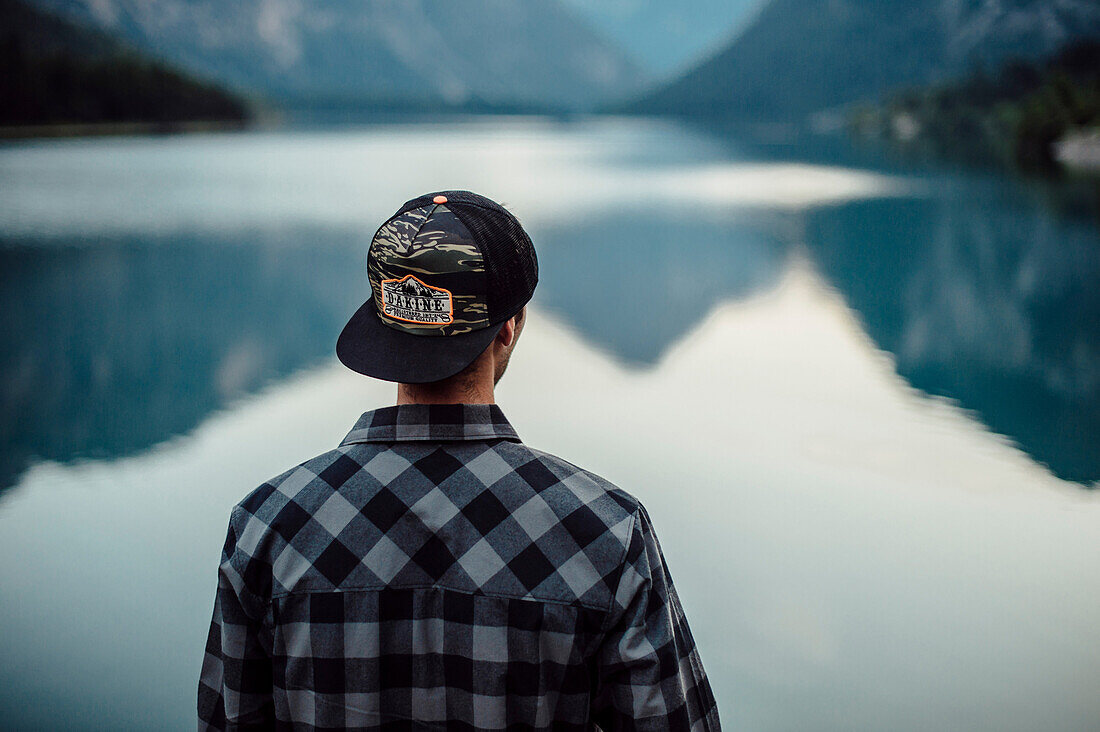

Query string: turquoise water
0 118 1097 729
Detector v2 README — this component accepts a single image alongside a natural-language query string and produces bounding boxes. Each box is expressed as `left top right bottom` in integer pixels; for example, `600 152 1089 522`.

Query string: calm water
0 118 1097 730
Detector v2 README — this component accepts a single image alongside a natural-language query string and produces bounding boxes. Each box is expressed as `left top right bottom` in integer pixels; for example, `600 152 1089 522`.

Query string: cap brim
336 298 503 384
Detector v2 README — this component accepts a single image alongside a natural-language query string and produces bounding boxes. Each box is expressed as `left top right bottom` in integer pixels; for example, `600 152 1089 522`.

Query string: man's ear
496 317 516 348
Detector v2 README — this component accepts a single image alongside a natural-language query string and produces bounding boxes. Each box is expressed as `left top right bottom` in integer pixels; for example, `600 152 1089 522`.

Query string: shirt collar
340 404 521 445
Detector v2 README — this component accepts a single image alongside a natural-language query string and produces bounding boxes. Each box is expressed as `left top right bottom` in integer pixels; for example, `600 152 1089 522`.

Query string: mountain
0 0 249 129
391 277 437 297
29 0 645 111
560 0 763 78
630 0 1100 122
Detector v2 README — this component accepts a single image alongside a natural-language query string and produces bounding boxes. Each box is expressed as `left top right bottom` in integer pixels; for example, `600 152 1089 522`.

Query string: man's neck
396 380 495 405
396 338 500 405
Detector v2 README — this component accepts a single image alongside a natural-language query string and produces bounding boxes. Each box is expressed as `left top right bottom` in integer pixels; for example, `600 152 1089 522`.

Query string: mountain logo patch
381 275 454 325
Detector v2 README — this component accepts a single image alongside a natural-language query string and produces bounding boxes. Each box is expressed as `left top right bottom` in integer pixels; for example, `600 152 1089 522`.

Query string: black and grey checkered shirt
198 404 720 730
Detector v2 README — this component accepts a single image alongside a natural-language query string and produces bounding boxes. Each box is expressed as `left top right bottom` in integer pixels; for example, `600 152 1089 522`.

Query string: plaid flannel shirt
198 404 720 730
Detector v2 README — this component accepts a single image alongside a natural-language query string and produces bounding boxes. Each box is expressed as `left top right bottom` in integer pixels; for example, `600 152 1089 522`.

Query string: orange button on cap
433 195 448 204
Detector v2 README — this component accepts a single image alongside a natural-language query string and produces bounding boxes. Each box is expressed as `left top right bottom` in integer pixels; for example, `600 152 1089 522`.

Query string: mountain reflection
0 229 365 490
1 185 1097 492
804 193 1100 485
532 210 790 364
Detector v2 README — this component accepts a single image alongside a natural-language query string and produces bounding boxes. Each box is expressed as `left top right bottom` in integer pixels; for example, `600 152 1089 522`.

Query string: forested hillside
852 41 1100 172
0 0 249 129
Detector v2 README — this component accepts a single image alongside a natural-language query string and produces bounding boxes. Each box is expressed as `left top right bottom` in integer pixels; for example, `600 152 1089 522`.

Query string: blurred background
1 0 1099 729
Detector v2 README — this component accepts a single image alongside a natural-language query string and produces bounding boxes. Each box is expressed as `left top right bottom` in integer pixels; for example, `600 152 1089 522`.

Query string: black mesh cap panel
397 190 538 324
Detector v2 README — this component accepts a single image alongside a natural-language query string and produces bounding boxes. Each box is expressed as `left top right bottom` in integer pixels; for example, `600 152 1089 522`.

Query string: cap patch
368 203 490 336
381 275 454 325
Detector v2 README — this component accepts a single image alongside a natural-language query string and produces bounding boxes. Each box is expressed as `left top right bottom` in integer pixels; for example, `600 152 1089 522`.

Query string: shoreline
0 119 250 141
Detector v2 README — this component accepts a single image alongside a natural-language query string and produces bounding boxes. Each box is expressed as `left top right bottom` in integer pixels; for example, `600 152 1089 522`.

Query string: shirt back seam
270 582 610 612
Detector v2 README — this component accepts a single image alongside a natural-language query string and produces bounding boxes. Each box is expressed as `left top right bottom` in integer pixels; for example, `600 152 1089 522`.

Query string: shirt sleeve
590 504 721 731
197 507 275 731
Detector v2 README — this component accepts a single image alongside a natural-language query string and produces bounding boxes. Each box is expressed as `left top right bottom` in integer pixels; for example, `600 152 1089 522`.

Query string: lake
0 117 1097 730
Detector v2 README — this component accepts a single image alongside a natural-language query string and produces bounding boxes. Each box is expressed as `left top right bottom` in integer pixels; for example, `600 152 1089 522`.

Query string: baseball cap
337 190 538 383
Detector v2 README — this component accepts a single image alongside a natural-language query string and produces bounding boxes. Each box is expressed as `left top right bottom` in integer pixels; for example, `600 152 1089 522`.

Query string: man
198 191 721 730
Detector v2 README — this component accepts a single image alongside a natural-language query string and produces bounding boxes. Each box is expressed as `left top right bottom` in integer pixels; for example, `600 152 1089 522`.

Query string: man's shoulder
491 441 645 557
468 441 646 607
515 443 642 518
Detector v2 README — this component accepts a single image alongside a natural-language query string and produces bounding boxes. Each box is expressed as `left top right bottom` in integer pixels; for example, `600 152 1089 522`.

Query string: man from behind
197 190 721 730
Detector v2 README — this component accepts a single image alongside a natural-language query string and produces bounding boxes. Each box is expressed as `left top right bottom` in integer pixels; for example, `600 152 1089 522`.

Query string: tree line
851 40 1100 174
0 0 249 130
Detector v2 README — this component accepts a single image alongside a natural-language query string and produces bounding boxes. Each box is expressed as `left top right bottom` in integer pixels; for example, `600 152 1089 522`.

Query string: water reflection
804 193 1100 484
534 209 790 364
0 229 364 489
2 183 1097 490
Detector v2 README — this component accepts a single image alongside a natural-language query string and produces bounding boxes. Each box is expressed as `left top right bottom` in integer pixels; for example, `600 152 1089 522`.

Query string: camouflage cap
337 191 538 383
